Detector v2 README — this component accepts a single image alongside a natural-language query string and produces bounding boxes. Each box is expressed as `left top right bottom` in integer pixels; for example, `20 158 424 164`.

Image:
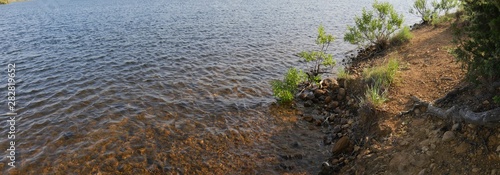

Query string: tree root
400 96 500 127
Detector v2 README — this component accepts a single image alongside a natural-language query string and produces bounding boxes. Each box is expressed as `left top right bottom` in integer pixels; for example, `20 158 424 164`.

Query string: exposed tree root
400 96 500 127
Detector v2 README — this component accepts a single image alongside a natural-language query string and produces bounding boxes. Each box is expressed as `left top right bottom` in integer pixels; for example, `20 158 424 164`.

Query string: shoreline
288 17 500 174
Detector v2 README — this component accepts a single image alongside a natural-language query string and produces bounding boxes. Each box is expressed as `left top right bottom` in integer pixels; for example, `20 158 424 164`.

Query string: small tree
410 0 438 24
453 0 500 82
410 0 460 24
437 0 460 15
344 1 404 50
271 67 307 103
299 25 336 83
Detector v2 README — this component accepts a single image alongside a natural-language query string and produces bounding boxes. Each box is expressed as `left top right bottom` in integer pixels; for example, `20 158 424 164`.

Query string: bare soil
336 22 500 174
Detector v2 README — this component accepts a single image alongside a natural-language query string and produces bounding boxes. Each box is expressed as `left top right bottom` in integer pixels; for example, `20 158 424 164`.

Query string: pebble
324 96 332 103
291 141 302 148
314 89 326 97
442 131 455 142
430 163 436 170
473 168 480 173
332 125 342 133
332 136 350 155
347 119 354 125
304 116 314 122
496 145 500 152
329 101 339 109
492 169 497 175
452 123 460 131
304 100 313 107
483 100 490 105
455 142 470 154
418 168 427 175
338 88 346 97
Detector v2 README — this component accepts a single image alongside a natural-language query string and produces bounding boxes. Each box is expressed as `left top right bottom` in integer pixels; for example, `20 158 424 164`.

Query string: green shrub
390 26 413 45
410 0 437 24
365 79 388 107
411 0 460 24
453 0 500 82
299 25 336 82
271 67 307 103
493 96 500 104
363 58 400 87
344 1 404 50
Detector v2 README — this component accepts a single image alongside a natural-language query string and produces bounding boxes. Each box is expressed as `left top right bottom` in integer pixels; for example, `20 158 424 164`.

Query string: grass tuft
390 26 413 45
365 79 388 107
363 58 400 87
362 58 399 107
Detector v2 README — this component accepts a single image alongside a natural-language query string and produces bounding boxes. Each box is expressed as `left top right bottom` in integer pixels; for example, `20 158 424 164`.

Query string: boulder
321 77 339 90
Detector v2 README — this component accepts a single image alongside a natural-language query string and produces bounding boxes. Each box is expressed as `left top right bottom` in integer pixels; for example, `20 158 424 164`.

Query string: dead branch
407 96 500 127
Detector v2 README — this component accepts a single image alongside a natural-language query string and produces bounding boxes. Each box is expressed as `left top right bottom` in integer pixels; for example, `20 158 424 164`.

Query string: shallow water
0 0 419 173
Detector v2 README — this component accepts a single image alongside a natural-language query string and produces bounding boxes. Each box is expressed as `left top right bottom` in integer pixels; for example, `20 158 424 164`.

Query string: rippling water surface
0 0 419 174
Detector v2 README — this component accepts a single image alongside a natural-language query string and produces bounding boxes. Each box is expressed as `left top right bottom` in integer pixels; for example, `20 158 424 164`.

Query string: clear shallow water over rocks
0 0 419 173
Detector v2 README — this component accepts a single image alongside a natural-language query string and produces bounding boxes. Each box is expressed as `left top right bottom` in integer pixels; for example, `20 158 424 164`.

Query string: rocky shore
288 20 500 174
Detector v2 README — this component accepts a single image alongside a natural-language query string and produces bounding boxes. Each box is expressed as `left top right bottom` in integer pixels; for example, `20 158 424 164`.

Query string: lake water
0 0 419 174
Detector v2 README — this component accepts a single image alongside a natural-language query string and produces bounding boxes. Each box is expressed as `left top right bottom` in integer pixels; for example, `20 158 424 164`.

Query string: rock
347 98 355 106
492 169 497 175
342 124 350 129
303 116 314 122
291 141 301 148
315 120 322 126
324 96 332 103
304 100 313 107
314 89 326 97
418 168 427 175
496 145 500 152
442 131 455 142
488 135 498 147
400 140 409 146
321 77 339 90
473 168 480 173
354 145 360 152
455 142 470 154
340 118 348 125
338 88 346 97
332 136 350 155
299 90 313 100
332 125 342 133
389 152 414 173
296 111 304 116
414 108 421 114
483 100 490 105
299 92 308 100
328 101 339 109
347 119 354 125
467 123 477 129
452 123 460 131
